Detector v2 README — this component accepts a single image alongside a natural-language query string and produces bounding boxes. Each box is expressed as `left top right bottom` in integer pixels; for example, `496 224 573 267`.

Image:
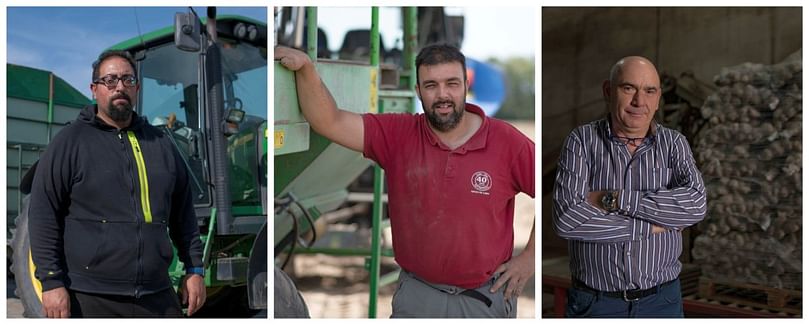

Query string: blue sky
315 7 536 62
7 6 536 99
7 7 267 99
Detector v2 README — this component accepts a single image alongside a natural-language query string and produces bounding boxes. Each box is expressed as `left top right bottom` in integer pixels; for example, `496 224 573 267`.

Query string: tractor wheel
10 195 46 318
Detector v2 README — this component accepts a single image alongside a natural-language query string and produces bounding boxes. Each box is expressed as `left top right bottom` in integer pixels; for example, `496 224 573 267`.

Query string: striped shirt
552 117 707 291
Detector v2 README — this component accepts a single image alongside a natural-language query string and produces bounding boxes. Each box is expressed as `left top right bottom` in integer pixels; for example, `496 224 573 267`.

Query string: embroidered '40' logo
471 171 492 195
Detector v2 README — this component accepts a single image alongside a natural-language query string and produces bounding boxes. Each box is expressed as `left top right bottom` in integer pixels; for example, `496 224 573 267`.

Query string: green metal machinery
6 64 91 238
273 6 418 318
11 8 268 317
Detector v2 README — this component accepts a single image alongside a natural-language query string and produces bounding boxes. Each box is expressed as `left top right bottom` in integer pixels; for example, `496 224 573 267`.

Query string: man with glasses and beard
29 50 206 317
275 44 535 318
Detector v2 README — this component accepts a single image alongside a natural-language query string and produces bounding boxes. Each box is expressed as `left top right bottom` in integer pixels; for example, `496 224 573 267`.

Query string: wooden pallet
698 276 802 315
684 294 799 318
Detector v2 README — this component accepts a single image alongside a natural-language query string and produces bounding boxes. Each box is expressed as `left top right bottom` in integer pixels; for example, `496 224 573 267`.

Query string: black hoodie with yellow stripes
29 104 204 297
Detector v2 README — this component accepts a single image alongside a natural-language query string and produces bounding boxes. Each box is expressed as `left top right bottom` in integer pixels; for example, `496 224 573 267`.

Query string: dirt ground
7 277 24 318
286 120 536 318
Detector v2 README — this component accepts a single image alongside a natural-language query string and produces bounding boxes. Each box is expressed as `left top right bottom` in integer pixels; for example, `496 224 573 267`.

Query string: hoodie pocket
64 218 138 281
141 222 174 281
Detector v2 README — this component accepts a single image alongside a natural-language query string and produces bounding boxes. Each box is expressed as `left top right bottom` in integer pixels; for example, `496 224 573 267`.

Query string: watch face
602 192 616 211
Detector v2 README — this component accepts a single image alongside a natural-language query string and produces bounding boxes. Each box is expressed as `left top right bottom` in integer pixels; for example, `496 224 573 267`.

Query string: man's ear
415 83 421 99
601 79 611 103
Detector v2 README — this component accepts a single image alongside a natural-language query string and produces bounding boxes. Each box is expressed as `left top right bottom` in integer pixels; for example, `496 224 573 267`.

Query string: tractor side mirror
224 108 245 136
175 10 202 52
225 108 245 124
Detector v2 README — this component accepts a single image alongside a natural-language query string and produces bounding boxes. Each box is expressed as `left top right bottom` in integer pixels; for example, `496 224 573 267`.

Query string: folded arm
618 135 707 230
552 133 655 243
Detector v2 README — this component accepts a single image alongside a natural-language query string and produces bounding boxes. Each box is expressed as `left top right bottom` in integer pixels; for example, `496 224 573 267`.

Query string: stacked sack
691 50 802 289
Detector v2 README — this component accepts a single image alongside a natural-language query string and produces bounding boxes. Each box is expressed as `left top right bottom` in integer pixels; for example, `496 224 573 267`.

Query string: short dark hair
92 50 137 81
415 44 467 84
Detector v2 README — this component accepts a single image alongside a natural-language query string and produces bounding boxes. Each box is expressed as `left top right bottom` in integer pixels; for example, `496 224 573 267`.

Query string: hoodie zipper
120 130 144 297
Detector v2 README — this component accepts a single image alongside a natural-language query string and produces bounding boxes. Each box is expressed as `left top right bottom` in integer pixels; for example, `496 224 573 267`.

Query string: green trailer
10 8 268 317
6 64 91 240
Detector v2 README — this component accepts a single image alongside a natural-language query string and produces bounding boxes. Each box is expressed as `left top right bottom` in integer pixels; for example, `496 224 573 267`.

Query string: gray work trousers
391 269 517 318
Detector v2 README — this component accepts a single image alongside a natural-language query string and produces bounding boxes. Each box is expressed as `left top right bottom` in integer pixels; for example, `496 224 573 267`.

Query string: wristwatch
601 191 619 212
186 267 205 277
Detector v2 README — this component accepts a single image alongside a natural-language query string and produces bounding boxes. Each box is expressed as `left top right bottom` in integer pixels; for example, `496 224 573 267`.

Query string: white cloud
7 46 45 68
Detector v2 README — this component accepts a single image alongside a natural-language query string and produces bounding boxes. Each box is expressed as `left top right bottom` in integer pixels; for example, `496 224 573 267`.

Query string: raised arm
275 46 364 152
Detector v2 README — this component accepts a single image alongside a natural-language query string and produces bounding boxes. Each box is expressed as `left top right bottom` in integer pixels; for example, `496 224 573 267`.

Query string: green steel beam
306 7 318 61
367 6 383 318
404 7 418 101
370 8 380 67
203 208 217 267
368 165 385 318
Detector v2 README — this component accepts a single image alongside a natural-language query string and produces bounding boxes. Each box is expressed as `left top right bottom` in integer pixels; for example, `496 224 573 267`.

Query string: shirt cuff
619 190 642 216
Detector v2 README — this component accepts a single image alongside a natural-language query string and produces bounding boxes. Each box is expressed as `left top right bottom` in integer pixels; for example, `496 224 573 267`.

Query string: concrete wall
541 7 801 252
542 7 801 169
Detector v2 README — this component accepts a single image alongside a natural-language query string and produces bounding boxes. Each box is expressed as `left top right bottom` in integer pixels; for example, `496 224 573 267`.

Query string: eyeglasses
610 134 650 147
93 74 138 89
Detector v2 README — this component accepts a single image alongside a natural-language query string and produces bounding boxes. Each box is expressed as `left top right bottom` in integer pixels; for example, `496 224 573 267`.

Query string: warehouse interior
541 7 802 317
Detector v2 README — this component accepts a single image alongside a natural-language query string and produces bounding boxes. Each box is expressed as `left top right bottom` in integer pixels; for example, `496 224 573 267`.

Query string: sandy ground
287 120 537 318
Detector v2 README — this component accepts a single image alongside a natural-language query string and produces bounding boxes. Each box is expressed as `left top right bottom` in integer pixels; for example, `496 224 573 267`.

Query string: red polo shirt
362 104 535 288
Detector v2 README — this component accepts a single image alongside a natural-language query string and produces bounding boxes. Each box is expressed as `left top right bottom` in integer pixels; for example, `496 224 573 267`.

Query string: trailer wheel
10 195 46 318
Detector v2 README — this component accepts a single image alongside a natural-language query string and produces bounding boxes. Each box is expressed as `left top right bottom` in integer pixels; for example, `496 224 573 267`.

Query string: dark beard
107 93 133 122
425 100 464 132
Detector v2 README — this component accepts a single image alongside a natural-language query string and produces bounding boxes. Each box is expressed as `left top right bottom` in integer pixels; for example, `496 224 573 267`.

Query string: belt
459 289 493 308
572 278 676 302
406 271 493 307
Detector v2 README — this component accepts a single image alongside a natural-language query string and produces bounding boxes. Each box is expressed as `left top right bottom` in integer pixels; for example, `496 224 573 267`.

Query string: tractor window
220 41 267 207
221 41 267 120
138 44 210 206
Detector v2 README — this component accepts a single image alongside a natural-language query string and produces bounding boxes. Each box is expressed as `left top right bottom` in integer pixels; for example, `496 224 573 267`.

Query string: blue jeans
565 279 684 318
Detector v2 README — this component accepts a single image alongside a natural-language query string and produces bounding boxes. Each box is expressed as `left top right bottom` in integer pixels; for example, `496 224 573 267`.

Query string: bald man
551 56 706 317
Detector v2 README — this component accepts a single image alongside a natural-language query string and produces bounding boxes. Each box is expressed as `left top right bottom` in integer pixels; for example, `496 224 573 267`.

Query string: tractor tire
10 195 45 318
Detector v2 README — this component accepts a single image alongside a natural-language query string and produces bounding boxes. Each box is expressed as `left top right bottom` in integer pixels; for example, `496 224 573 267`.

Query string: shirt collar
603 114 659 143
422 103 489 153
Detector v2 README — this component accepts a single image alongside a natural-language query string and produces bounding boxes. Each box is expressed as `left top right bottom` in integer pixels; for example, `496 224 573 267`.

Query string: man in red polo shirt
275 44 535 318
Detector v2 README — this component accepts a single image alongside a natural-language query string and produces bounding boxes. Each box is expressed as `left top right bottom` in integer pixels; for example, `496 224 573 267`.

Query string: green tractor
11 8 268 317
